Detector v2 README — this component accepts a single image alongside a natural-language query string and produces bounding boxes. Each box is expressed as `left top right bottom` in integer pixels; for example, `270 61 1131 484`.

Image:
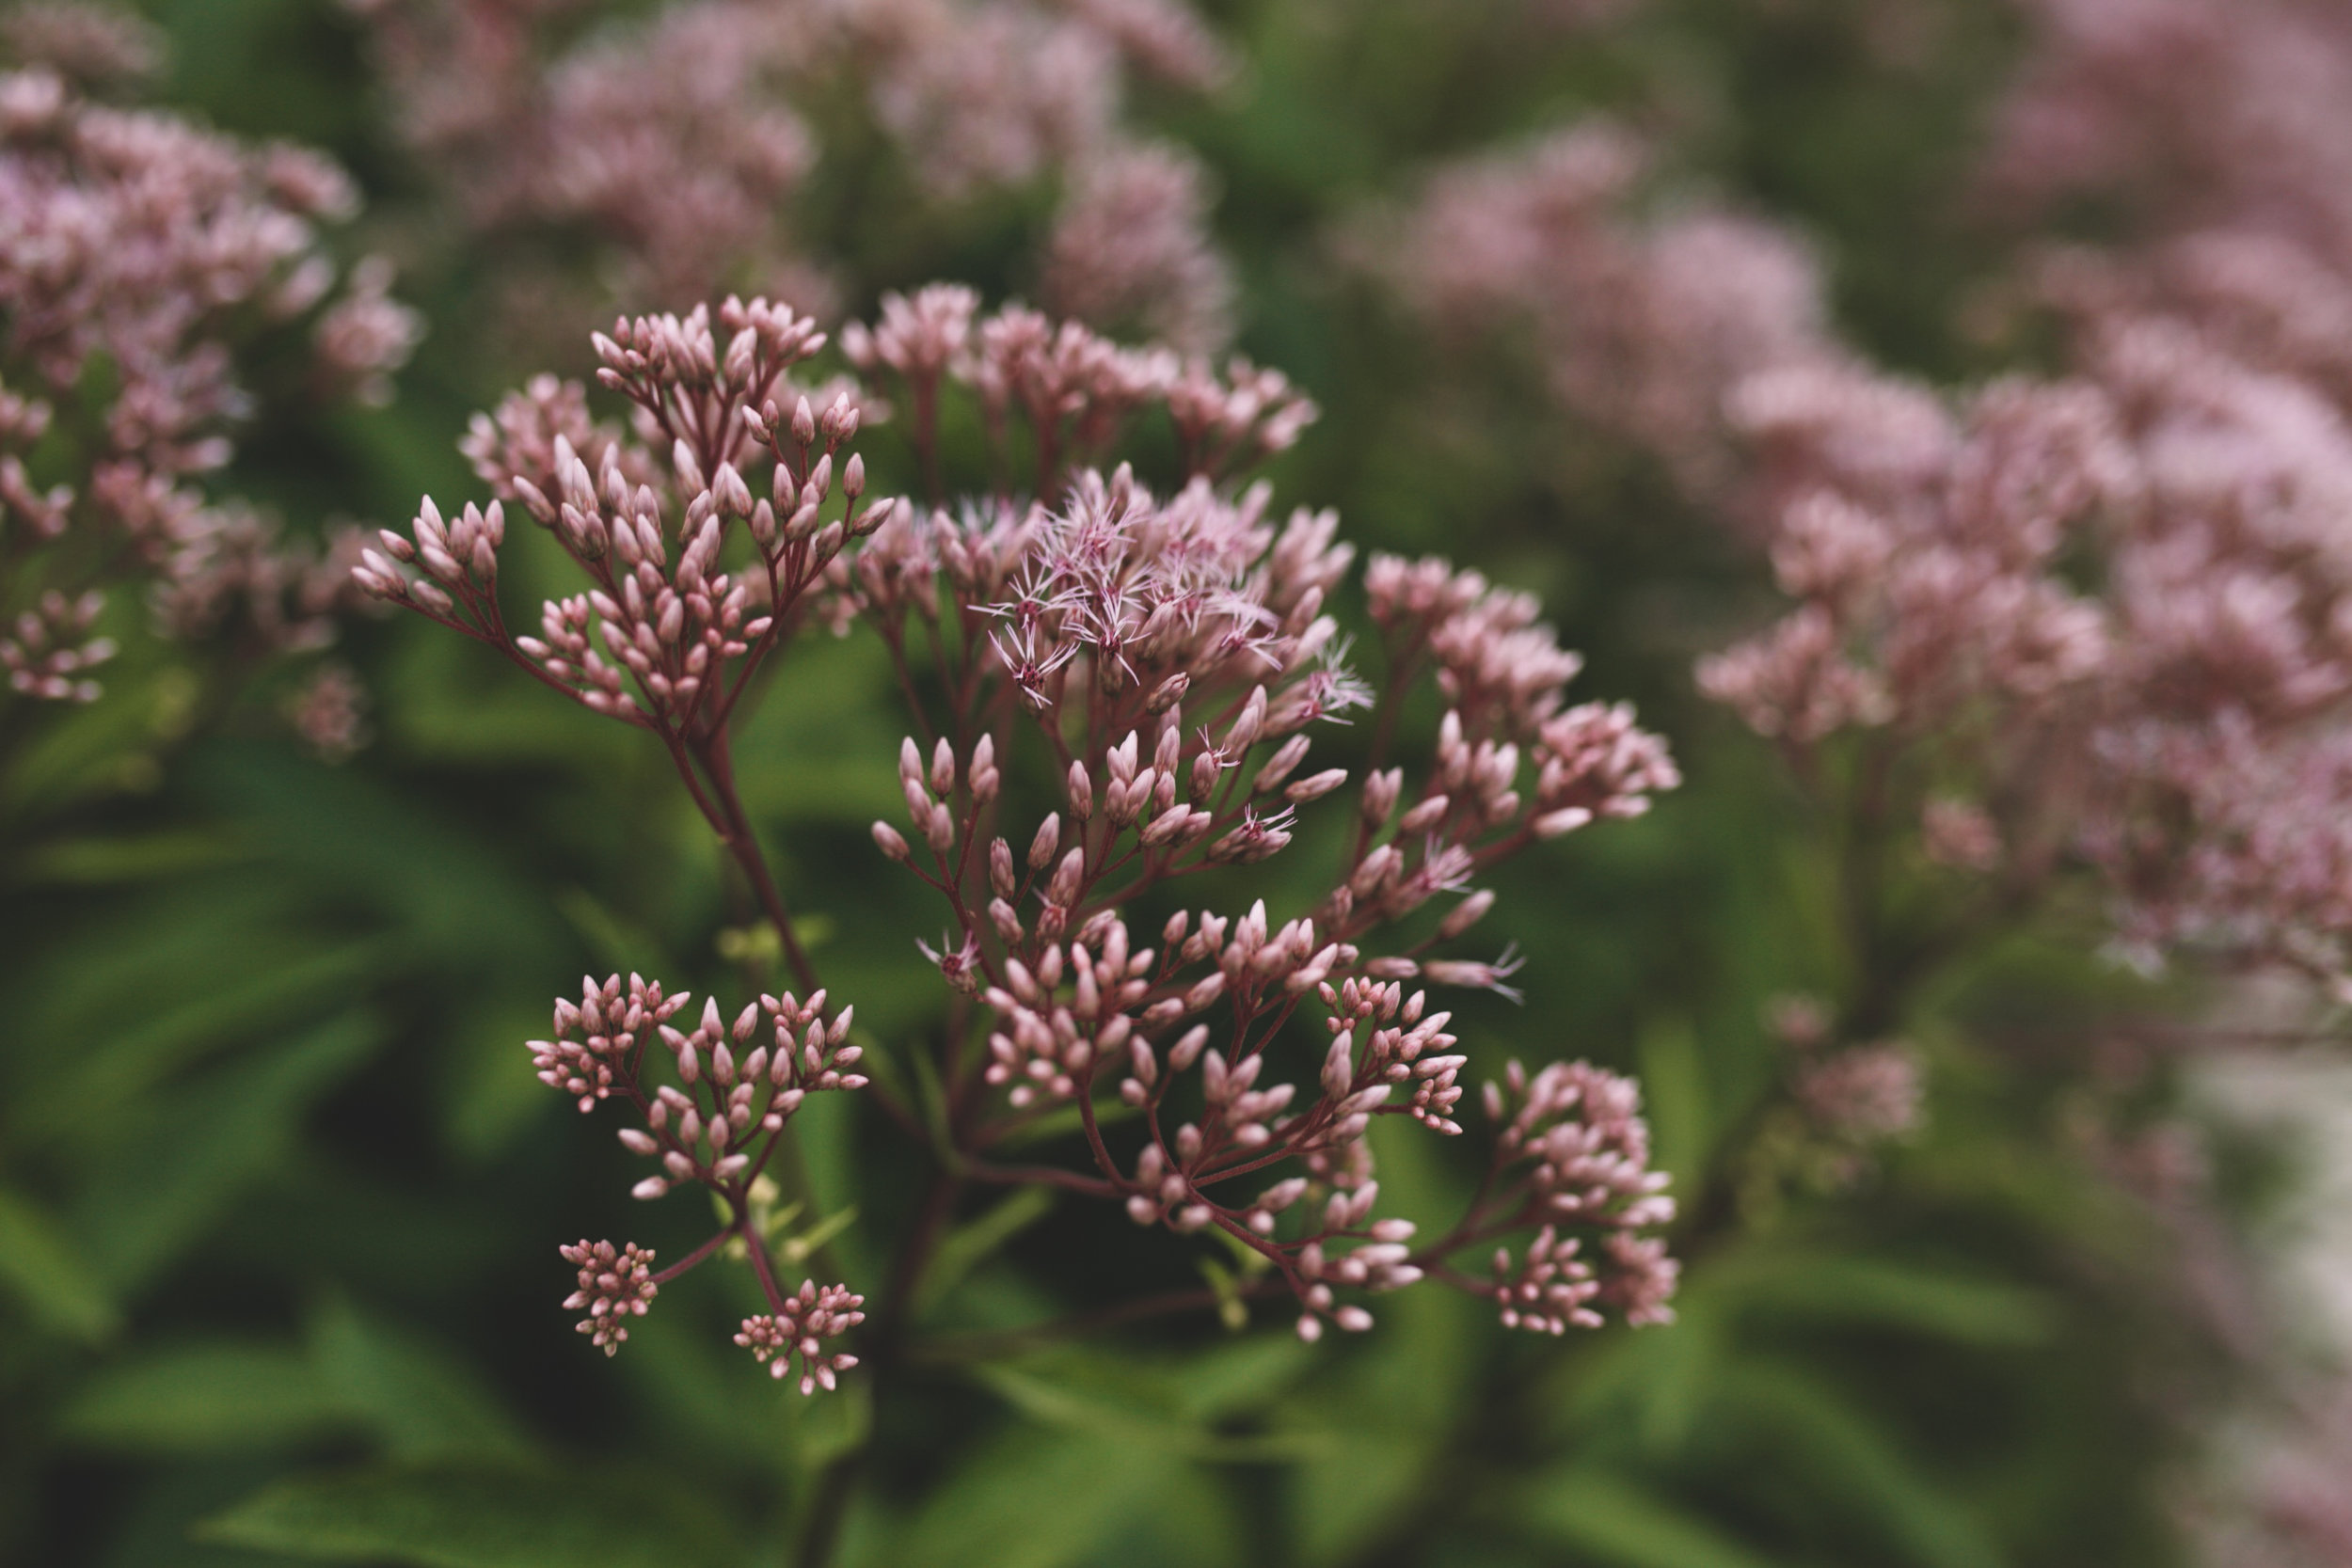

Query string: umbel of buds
736 1281 866 1394
531 976 866 1386
365 283 1683 1383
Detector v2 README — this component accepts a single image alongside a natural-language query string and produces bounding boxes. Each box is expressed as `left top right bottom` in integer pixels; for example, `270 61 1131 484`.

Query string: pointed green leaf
308 1298 534 1460
199 1462 735 1568
1519 1468 1787 1568
916 1186 1056 1315
60 1340 342 1451
1713 1362 2005 1568
0 1186 118 1341
74 1010 385 1290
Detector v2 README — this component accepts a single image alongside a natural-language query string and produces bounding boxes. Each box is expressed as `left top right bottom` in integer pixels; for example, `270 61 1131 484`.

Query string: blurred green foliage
0 1 2242 1565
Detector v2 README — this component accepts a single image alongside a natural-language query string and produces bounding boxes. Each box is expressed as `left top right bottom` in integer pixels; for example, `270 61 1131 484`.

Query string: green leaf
550 888 676 983
1712 1362 2005 1568
1170 1333 1316 1422
441 994 558 1161
73 1010 385 1291
198 1462 735 1568
16 827 249 885
60 1340 342 1451
12 936 389 1139
1638 1015 1712 1183
1723 1253 2059 1347
0 1186 119 1341
188 740 559 968
1293 1433 1427 1568
308 1298 534 1461
1518 1468 1787 1568
915 1186 1056 1315
886 1426 1168 1568
971 1360 1321 1462
1629 1293 1724 1456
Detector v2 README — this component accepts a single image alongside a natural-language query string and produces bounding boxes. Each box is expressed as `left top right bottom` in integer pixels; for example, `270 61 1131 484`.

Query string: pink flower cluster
367 284 1685 1370
0 53 416 712
1980 0 2352 273
854 441 1677 1341
1698 334 2352 983
529 974 866 1368
1484 1060 1678 1333
842 283 1313 493
735 1280 866 1394
1385 121 1837 497
2 1 161 85
1041 141 1233 355
1685 0 2352 990
1791 1043 1924 1146
351 0 1235 341
560 1239 658 1355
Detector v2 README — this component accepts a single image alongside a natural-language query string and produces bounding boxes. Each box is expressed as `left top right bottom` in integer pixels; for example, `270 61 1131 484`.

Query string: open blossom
369 283 1682 1364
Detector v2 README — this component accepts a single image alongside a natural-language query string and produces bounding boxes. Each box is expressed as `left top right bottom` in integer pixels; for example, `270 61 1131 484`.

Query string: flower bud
1437 889 1496 940
1286 768 1349 804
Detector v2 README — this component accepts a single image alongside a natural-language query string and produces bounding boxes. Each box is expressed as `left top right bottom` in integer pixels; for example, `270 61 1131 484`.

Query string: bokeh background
5 1 2344 1564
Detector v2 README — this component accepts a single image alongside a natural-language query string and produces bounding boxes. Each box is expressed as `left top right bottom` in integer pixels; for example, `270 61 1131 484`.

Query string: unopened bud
1286 768 1349 804
1437 889 1496 940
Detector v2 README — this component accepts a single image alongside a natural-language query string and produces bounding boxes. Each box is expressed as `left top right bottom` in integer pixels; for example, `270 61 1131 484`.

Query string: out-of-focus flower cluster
1692 350 2352 982
1 0 161 86
363 282 1683 1371
348 0 1235 347
0 35 418 716
1677 0 2352 991
1384 121 1838 499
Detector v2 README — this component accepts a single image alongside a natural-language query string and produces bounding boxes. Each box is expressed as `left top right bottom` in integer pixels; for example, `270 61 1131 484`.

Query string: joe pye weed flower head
358 282 1682 1385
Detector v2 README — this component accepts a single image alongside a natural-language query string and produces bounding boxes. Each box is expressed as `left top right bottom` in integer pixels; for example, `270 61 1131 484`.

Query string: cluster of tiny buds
560 1240 657 1355
527 974 863 1199
1492 1226 1603 1335
1486 1058 1677 1230
1319 975 1470 1135
356 294 913 737
734 1279 866 1394
1290 1205 1426 1342
987 908 1192 1106
2 589 112 702
529 972 688 1111
352 494 504 621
